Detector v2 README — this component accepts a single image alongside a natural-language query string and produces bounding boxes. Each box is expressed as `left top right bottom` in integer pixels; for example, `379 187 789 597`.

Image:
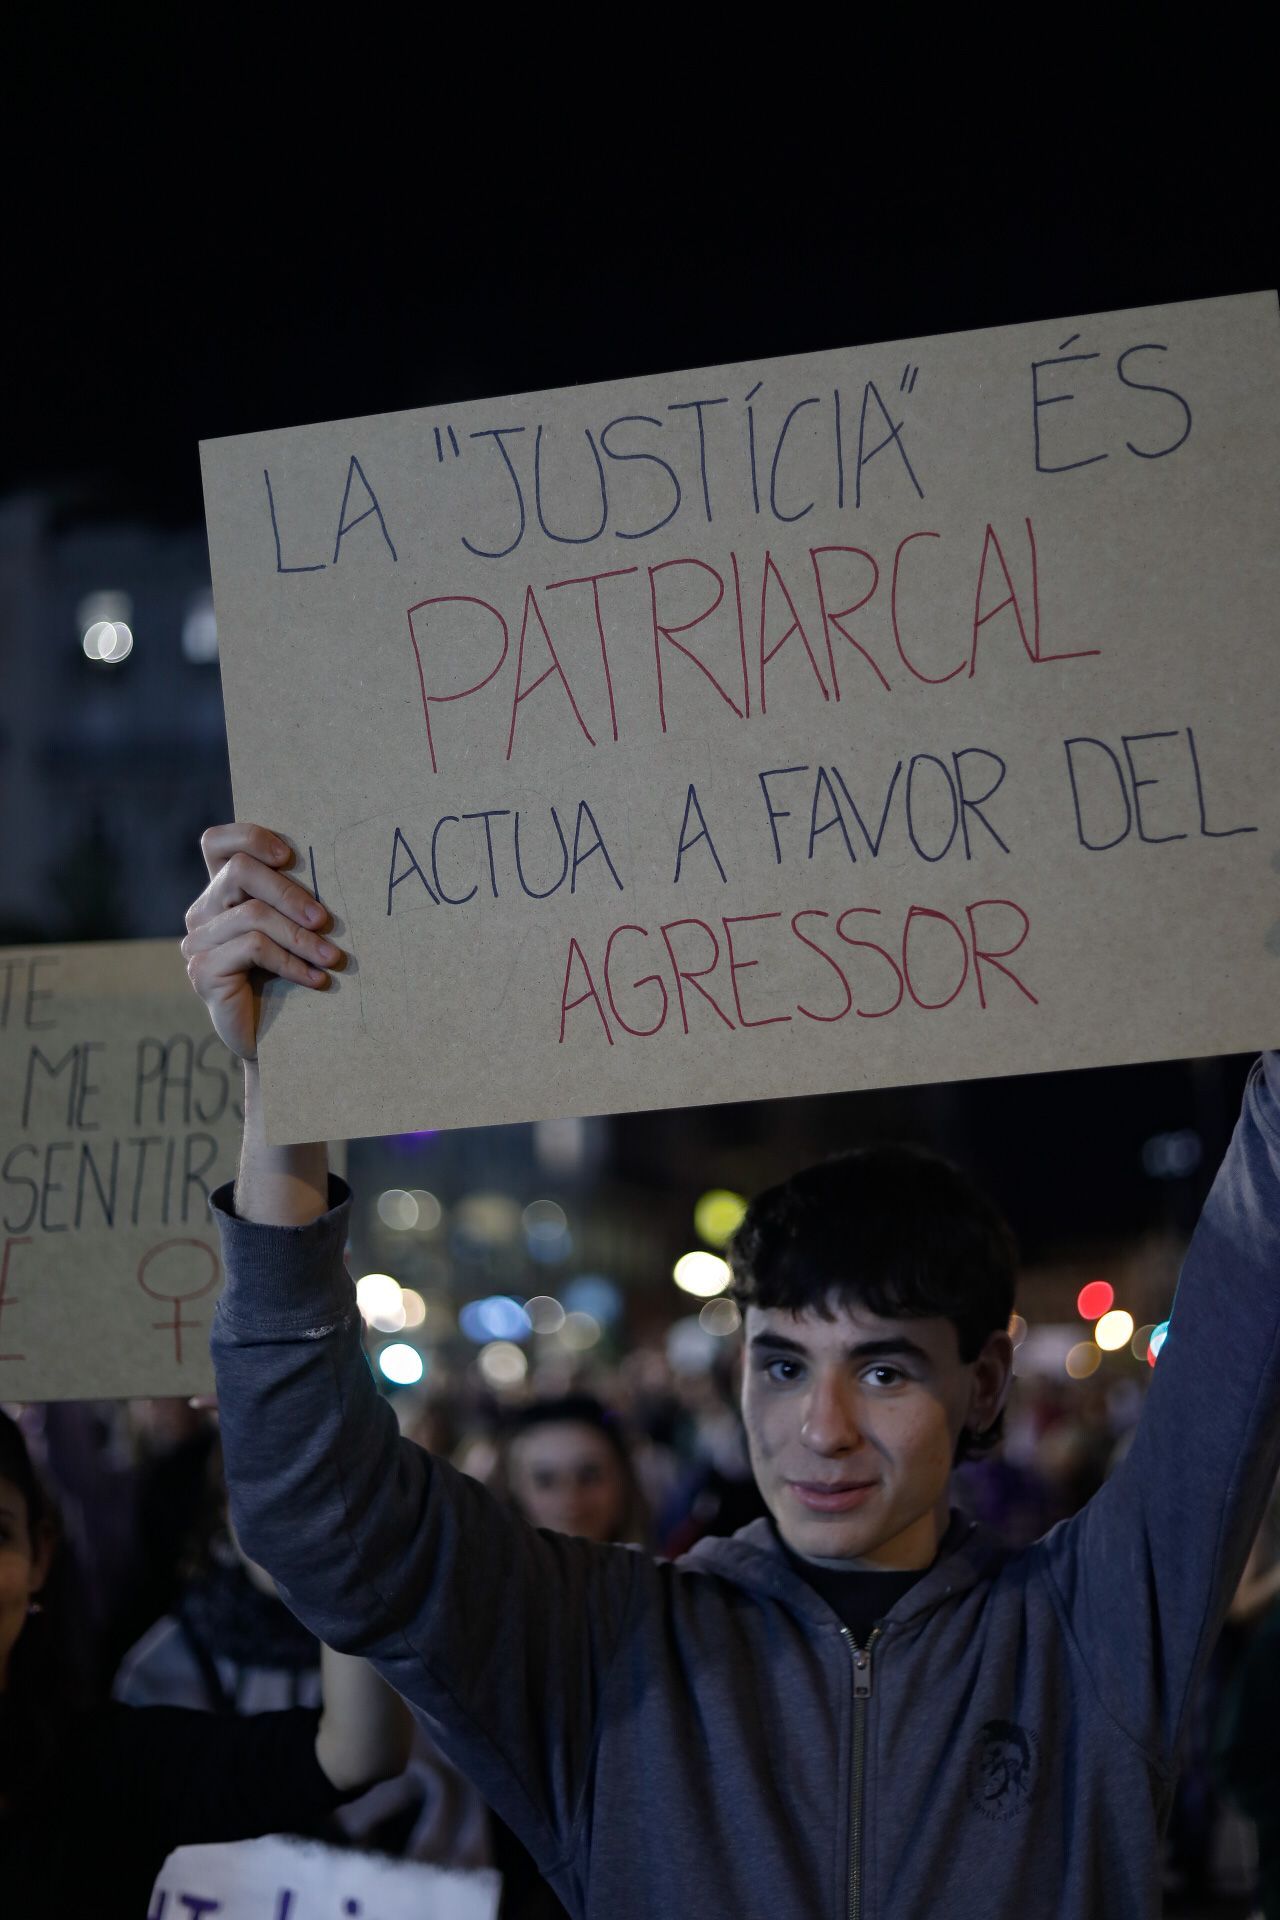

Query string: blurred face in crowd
0 1478 53 1691
507 1422 629 1544
741 1300 1011 1569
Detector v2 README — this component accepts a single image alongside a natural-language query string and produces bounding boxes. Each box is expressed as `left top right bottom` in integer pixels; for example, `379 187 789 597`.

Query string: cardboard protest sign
0 942 240 1400
201 292 1280 1147
151 1836 500 1919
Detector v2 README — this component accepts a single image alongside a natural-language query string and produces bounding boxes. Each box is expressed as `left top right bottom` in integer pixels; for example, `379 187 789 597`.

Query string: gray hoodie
210 1054 1280 1918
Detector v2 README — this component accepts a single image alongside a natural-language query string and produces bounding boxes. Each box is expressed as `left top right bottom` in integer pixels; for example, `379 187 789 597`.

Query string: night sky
8 51 1273 523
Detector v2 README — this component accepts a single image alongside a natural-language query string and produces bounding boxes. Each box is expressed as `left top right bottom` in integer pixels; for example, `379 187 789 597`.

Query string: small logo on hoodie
966 1718 1040 1821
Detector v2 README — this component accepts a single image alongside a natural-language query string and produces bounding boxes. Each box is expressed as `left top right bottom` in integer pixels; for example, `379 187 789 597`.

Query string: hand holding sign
182 824 346 1060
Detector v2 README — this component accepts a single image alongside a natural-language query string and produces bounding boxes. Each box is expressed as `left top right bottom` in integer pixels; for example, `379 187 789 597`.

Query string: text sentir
0 942 246 1397
3 1027 243 1237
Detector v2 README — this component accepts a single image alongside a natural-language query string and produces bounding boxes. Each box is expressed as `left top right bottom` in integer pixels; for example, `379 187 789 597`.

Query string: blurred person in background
610 1349 685 1522
950 1442 1060 1552
0 1408 411 1917
660 1346 769 1555
112 1433 480 1864
113 1436 318 1715
948 1363 1074 1552
491 1395 651 1915
502 1394 650 1548
104 1397 222 1676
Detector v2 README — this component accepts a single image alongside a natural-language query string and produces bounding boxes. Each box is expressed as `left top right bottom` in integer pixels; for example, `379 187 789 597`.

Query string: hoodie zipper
841 1625 882 1920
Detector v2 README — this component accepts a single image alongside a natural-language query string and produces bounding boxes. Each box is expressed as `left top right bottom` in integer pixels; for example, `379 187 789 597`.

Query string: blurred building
0 490 231 943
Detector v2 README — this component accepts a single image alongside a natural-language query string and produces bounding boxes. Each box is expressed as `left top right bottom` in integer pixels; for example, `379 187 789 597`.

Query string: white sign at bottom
150 1835 501 1919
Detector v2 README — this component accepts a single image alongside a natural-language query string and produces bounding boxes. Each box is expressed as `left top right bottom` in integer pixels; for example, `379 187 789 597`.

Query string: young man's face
740 1299 1011 1569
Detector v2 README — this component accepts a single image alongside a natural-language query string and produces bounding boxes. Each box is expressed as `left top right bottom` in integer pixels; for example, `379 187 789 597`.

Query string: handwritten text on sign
0 943 242 1400
150 1836 500 1920
200 293 1280 1145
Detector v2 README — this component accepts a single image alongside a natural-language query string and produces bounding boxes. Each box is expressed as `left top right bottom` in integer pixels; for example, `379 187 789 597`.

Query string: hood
678 1507 1009 1635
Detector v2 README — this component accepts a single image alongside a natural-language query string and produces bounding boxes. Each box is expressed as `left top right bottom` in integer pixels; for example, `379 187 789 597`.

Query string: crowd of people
0 821 1276 1918
4 1329 1279 1913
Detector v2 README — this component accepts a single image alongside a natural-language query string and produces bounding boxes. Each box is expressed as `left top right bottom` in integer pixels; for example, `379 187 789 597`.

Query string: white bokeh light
559 1311 601 1352
673 1251 731 1298
377 1188 419 1231
378 1343 425 1386
525 1295 566 1334
478 1341 528 1386
1094 1308 1135 1353
699 1299 741 1337
356 1273 403 1330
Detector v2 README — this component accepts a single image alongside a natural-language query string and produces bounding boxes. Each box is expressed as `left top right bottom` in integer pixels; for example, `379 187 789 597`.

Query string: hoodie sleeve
208 1180 640 1876
1040 1053 1280 1769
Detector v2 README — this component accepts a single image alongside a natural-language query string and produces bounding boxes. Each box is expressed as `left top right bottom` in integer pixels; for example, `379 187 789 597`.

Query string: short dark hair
500 1395 650 1546
728 1144 1017 1462
0 1410 90 1798
0 1409 48 1542
504 1393 630 1469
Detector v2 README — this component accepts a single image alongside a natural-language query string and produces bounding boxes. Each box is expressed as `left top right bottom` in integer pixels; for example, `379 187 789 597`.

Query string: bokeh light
77 590 134 665
699 1299 742 1337
1147 1320 1170 1366
1142 1129 1202 1179
673 1251 731 1298
399 1288 427 1330
1094 1308 1135 1352
457 1193 522 1246
459 1296 532 1344
83 618 134 663
560 1311 602 1352
523 1198 571 1264
181 589 219 663
356 1273 403 1330
377 1343 424 1386
694 1189 748 1248
525 1295 566 1335
478 1341 529 1386
1065 1341 1102 1379
1130 1322 1156 1363
377 1188 419 1231
1008 1312 1028 1348
562 1275 621 1324
408 1189 442 1232
1076 1280 1114 1321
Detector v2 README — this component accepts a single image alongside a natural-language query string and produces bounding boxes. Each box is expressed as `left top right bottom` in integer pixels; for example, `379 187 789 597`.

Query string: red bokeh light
1076 1280 1114 1321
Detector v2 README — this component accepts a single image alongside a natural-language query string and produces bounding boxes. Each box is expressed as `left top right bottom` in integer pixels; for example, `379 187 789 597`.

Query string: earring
26 1600 43 1616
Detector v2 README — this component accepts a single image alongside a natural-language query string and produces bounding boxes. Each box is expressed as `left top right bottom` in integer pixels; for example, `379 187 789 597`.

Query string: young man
183 822 1280 1920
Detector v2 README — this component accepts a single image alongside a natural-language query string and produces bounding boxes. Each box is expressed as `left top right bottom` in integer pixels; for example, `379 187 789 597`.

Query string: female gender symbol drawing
137 1238 221 1365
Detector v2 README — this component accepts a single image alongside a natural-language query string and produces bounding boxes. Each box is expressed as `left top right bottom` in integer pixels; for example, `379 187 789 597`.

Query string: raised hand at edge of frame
181 823 345 1063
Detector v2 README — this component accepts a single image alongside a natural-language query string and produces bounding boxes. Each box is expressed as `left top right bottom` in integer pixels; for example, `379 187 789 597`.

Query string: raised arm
315 1643 413 1793
1040 1053 1280 1768
186 824 642 1877
182 822 337 1226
